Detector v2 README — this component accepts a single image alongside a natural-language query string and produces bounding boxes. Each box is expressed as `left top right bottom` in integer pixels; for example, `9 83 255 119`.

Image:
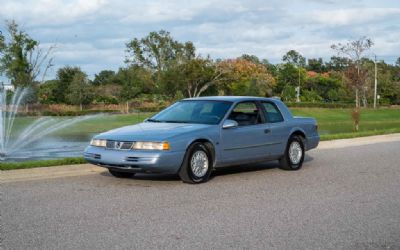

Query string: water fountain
0 87 96 161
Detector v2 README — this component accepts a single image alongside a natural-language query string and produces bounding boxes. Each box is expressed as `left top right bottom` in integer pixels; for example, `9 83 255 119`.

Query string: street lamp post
296 67 301 103
373 55 378 109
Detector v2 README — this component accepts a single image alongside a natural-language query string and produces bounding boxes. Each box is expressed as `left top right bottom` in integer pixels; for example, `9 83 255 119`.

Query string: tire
178 142 213 184
108 169 135 178
279 135 305 171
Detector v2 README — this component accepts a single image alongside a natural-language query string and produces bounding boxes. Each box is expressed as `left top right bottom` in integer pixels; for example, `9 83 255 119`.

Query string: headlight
131 141 170 151
90 139 107 147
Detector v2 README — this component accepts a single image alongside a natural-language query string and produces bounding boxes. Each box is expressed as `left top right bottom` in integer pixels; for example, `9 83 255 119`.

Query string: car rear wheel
279 135 305 170
179 142 212 184
108 169 135 178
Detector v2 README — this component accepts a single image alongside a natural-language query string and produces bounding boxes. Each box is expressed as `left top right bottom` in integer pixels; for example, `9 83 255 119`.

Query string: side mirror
222 119 238 129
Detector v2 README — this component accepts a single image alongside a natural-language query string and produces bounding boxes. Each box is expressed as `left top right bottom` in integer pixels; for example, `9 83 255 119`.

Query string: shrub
285 102 355 108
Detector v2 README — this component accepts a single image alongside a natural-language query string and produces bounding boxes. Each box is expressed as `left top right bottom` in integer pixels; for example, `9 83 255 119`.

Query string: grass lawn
0 157 86 171
2 107 399 170
10 108 400 139
290 108 400 140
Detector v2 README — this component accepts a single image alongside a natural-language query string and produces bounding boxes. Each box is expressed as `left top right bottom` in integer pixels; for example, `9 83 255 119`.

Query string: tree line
1 20 400 109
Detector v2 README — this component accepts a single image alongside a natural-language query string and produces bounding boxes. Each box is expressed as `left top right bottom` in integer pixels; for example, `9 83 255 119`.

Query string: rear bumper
306 135 320 151
83 146 185 174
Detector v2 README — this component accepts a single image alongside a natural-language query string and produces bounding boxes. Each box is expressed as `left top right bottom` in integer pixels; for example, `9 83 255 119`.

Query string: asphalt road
2 141 400 250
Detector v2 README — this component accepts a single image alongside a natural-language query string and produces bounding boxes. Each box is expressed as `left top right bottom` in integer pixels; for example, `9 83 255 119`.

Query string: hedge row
285 102 356 108
15 109 120 117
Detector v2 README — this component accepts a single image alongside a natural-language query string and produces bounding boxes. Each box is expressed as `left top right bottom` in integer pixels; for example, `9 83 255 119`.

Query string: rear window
262 102 284 123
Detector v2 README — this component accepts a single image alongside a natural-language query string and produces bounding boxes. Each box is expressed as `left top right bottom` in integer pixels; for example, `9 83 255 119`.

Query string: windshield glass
149 100 232 125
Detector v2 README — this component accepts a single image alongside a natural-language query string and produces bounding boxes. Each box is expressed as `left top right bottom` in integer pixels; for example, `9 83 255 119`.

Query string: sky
0 0 399 80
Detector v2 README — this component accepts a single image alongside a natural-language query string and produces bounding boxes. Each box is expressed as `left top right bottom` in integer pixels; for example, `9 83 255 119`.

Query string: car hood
95 122 213 141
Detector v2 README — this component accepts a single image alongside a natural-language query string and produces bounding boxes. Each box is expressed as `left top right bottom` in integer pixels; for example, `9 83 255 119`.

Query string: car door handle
264 129 271 134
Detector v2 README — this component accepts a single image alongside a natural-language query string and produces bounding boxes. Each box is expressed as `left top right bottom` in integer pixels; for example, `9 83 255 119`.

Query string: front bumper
306 135 320 151
84 146 185 174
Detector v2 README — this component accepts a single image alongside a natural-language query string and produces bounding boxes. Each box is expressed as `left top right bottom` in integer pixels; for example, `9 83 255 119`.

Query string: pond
3 113 151 162
5 134 94 162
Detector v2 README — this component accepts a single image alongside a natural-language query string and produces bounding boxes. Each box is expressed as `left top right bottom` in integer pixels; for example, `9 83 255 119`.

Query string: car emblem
115 141 123 149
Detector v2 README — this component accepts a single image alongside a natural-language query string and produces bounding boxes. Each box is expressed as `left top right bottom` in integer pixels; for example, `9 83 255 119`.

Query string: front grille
106 140 134 150
125 156 139 162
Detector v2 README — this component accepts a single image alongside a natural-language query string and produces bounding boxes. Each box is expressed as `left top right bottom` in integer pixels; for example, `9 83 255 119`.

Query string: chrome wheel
289 141 302 165
190 150 209 178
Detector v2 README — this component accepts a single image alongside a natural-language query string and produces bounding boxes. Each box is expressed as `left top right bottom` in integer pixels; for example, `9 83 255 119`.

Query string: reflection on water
5 133 95 162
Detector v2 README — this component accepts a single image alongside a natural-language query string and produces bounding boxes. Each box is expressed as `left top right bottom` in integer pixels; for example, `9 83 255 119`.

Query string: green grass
12 112 153 136
0 157 85 171
291 108 400 135
13 108 400 137
3 108 400 170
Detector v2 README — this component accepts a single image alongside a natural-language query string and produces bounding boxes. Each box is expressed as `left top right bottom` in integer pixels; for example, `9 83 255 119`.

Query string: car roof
183 96 279 103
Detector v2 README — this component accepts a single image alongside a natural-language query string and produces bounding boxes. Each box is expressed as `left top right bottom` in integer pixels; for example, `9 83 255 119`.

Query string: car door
260 101 288 158
220 101 273 164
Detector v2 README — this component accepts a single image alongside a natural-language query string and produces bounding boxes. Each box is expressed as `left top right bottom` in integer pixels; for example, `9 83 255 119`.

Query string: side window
228 102 263 126
262 102 284 123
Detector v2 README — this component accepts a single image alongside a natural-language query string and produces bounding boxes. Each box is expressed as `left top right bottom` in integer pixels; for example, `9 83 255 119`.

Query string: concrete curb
318 133 400 149
0 164 105 184
2 133 400 184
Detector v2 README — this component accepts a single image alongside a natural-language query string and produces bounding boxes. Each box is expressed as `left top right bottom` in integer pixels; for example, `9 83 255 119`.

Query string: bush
285 102 355 108
300 90 323 102
136 106 166 112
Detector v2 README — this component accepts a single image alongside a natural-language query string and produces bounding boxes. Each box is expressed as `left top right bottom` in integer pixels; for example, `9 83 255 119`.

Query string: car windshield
148 100 232 125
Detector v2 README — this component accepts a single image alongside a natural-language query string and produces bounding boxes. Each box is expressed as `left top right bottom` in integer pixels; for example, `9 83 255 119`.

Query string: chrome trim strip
224 141 281 151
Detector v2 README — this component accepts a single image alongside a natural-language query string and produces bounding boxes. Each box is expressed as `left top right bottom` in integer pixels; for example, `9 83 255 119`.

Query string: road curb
318 133 400 149
2 133 400 183
0 164 105 184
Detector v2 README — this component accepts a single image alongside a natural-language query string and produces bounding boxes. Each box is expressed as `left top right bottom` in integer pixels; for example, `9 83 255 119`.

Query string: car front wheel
108 169 135 178
279 135 305 170
179 142 212 184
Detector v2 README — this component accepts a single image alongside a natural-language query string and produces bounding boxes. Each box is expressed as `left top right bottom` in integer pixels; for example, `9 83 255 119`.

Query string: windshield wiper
147 118 162 123
164 120 192 123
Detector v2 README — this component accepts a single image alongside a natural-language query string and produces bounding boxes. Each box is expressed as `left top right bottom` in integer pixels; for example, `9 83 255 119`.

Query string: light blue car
84 96 319 183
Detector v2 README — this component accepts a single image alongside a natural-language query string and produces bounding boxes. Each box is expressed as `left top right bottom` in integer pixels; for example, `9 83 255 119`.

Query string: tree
344 63 368 107
275 63 306 96
396 57 400 67
261 59 278 77
282 50 306 102
38 80 58 104
303 73 342 101
0 20 54 87
66 70 93 110
175 57 219 97
54 66 82 103
240 54 260 64
368 61 400 105
331 37 374 107
115 65 154 100
307 58 326 73
325 56 351 71
282 50 306 68
92 84 122 104
125 30 195 87
217 59 276 96
92 70 115 86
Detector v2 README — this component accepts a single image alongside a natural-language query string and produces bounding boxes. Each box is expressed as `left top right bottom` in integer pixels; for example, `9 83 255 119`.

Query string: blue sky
0 0 399 80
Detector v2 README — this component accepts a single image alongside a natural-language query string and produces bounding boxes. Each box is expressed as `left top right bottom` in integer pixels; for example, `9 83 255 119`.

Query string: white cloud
0 0 398 79
0 0 107 26
311 8 400 26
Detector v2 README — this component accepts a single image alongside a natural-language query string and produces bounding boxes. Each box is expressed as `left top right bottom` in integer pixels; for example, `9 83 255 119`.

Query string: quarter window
228 102 263 126
262 102 284 123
